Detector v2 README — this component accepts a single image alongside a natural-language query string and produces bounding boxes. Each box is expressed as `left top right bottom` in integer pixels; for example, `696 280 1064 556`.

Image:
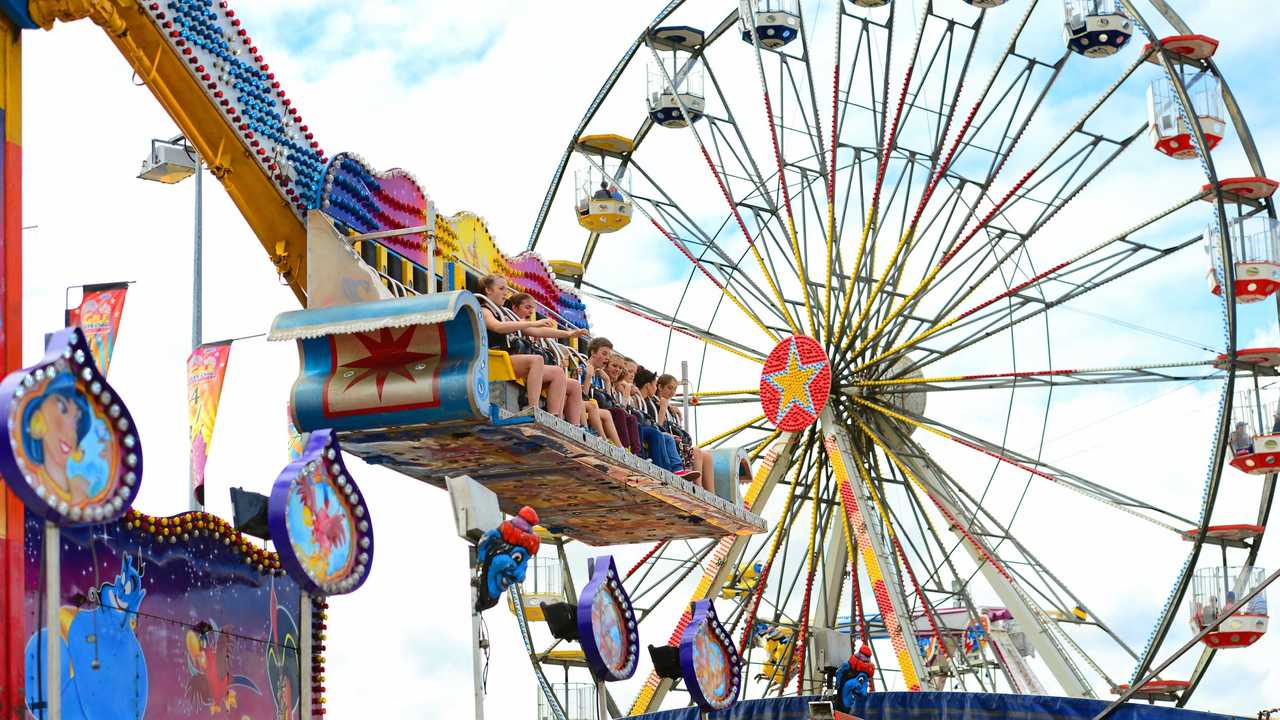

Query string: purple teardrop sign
577 555 639 682
268 429 374 595
0 327 142 526
680 599 742 712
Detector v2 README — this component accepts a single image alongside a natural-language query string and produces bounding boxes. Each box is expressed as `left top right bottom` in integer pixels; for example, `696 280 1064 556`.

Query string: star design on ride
341 326 436 401
759 335 831 432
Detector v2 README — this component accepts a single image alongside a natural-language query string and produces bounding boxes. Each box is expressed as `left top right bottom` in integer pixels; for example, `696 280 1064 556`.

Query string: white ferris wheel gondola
1190 566 1269 649
740 0 801 50
647 26 707 129
1146 35 1225 159
1206 216 1280 304
1062 0 1133 58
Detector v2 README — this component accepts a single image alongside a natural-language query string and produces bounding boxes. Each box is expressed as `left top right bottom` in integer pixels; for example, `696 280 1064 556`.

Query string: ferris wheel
524 0 1277 712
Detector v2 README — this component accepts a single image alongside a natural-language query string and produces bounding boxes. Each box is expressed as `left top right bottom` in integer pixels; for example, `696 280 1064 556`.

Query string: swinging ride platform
269 291 766 546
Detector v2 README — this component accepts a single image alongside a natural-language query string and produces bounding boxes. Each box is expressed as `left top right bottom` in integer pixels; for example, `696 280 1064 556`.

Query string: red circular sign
759 335 831 432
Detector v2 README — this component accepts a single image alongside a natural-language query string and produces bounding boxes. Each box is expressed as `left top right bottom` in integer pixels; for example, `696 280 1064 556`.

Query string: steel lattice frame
524 0 1276 712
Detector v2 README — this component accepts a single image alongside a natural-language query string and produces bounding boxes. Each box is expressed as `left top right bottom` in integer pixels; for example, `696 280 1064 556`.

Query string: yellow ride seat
488 349 520 384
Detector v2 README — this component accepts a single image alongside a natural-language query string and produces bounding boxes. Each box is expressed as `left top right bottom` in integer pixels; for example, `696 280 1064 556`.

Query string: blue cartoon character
19 372 113 506
183 619 261 714
475 506 540 612
24 554 148 720
832 644 875 713
963 617 989 656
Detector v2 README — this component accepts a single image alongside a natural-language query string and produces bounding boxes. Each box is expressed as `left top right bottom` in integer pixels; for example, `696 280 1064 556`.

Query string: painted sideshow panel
21 514 303 719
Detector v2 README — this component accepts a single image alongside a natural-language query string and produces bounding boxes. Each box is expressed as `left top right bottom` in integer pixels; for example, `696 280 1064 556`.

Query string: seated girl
478 274 576 423
504 292 599 435
584 337 637 453
634 368 699 483
657 373 715 493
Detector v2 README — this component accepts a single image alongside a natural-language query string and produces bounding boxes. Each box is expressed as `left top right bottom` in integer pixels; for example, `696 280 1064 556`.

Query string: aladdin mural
21 515 305 719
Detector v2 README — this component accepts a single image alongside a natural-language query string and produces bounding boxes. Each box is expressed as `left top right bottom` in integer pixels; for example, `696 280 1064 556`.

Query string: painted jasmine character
21 372 98 504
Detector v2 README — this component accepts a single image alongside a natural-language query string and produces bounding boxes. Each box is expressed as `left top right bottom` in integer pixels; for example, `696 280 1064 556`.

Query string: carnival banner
66 282 129 375
188 341 232 505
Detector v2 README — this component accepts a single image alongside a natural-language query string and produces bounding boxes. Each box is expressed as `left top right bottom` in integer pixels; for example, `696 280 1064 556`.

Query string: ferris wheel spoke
829 0 930 352
577 151 785 345
888 425 1143 674
853 359 1221 394
645 41 803 337
578 280 768 363
630 161 802 330
629 540 715 611
860 203 1210 378
892 238 1198 378
855 395 1196 530
846 45 1157 365
896 119 1146 344
741 1 829 338
863 419 1107 695
834 1 1041 355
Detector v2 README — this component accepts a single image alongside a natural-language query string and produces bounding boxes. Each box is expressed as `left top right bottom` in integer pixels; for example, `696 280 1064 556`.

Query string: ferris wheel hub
759 335 831 431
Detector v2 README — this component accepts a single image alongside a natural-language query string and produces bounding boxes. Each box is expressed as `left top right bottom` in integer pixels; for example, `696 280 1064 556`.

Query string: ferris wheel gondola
1063 0 1133 58
740 0 801 50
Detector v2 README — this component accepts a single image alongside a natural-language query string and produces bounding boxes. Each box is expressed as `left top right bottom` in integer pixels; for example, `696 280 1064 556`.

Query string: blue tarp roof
624 693 1246 720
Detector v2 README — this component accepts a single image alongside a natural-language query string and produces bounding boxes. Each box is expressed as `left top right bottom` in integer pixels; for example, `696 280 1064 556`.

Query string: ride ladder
988 626 1047 695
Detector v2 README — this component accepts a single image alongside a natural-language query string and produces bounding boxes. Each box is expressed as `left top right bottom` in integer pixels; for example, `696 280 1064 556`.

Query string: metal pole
193 151 203 351
190 152 203 512
680 360 690 433
596 678 607 720
301 592 312 719
469 546 486 720
44 522 61 720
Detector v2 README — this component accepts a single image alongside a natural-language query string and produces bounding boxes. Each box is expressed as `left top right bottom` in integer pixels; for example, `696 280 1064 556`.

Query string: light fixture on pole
139 134 203 511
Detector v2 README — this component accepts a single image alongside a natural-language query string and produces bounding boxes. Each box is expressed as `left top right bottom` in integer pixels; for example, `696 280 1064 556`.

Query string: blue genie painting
24 553 148 719
0 326 141 526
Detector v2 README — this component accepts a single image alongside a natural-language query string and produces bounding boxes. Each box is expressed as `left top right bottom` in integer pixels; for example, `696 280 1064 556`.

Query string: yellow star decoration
764 340 825 420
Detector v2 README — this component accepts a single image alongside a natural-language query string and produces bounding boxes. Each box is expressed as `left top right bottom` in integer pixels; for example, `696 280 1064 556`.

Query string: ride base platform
272 291 766 546
623 692 1243 720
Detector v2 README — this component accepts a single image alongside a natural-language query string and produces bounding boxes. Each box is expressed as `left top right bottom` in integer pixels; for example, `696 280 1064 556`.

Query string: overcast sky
16 0 1280 718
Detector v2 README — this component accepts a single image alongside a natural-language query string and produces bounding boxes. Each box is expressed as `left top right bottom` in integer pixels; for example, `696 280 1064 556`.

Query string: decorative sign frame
680 599 743 712
759 335 831 432
576 555 639 682
268 429 374 595
0 326 142 525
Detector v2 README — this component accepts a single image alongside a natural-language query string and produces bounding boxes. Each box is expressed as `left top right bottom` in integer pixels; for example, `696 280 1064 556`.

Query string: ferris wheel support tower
882 423 1095 698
